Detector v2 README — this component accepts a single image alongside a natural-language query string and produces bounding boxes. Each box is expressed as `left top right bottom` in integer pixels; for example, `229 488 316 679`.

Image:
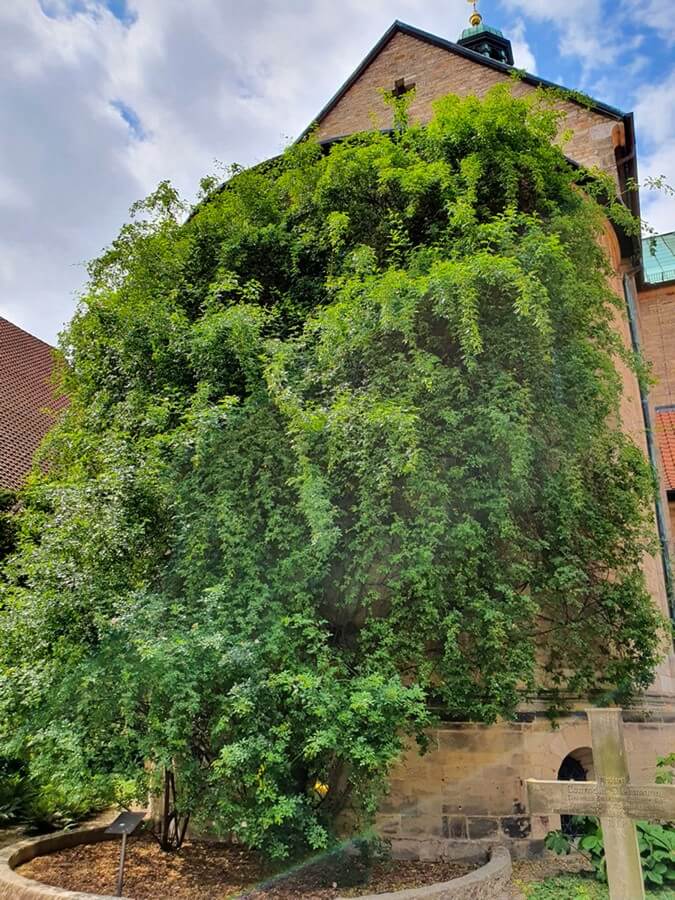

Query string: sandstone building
3 4 675 862
297 8 675 858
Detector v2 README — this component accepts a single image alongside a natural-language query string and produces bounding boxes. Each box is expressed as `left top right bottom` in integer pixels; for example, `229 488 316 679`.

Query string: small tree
0 87 666 858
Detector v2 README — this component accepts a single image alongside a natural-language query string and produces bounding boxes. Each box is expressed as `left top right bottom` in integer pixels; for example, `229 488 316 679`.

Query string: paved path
0 828 24 851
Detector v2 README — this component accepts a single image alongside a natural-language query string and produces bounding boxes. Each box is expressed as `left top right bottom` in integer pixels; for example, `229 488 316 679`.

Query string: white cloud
635 71 675 235
499 0 672 85
508 19 537 74
622 0 675 45
499 0 618 75
1 0 470 344
635 71 675 146
639 144 675 235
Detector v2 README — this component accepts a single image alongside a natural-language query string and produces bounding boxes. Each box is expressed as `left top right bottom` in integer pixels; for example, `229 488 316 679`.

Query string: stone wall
0 828 124 900
0 829 511 900
377 715 675 858
315 31 624 184
338 847 512 900
638 282 675 409
598 239 674 692
636 281 675 628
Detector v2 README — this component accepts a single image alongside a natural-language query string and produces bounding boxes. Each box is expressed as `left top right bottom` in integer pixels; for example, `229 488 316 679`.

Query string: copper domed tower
457 1 514 66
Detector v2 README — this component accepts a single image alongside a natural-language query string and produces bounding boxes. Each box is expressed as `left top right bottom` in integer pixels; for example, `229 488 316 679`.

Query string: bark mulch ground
19 835 476 899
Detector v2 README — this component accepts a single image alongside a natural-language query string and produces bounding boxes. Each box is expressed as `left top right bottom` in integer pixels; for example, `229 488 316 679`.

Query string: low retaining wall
0 828 512 900
338 847 512 900
0 827 127 900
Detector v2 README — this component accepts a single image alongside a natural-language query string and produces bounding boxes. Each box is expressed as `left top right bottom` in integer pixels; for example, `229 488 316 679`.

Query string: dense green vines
0 86 666 857
0 490 16 566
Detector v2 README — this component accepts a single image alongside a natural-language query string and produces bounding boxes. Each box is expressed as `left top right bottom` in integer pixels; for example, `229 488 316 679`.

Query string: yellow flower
314 781 329 798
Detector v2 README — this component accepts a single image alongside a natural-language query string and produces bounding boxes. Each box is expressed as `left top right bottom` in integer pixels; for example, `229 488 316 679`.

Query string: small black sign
105 812 145 836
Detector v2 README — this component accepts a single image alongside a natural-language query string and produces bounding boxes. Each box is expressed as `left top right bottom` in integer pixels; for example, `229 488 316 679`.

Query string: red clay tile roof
0 317 68 491
656 407 675 494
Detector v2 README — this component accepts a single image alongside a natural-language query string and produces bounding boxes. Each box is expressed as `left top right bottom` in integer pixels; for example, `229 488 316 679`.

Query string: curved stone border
0 828 511 900
0 827 128 899
337 846 512 900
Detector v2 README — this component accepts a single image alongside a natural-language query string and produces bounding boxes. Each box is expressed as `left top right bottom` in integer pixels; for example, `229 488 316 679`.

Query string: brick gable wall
316 32 623 184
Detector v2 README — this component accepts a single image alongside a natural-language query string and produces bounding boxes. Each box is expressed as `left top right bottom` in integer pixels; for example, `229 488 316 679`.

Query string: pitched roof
656 407 675 494
299 20 626 141
643 233 675 286
0 317 68 491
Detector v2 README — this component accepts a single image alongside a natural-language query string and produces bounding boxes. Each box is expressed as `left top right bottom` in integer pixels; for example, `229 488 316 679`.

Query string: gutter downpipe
623 273 675 624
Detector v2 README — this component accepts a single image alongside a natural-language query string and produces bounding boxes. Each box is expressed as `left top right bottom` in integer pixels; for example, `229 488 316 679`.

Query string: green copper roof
643 232 675 285
461 23 505 40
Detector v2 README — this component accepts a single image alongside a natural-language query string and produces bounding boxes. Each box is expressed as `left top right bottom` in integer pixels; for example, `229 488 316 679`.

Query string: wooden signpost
527 709 675 900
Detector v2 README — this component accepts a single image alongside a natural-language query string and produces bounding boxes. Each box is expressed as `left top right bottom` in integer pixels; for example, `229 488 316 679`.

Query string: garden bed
509 856 675 899
17 835 478 899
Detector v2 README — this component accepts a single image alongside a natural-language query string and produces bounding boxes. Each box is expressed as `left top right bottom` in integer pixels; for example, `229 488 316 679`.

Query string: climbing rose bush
0 86 666 858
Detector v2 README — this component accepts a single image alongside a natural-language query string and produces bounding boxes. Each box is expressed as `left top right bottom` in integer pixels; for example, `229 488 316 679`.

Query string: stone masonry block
468 817 500 840
442 815 468 840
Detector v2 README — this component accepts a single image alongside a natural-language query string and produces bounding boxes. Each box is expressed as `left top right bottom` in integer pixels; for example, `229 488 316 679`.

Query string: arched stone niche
558 746 595 782
558 746 595 836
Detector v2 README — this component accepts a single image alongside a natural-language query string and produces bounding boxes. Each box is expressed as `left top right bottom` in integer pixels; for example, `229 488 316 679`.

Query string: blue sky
1 0 675 343
40 0 136 24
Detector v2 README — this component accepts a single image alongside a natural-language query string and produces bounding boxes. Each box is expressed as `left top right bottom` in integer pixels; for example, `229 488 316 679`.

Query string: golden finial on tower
467 0 483 27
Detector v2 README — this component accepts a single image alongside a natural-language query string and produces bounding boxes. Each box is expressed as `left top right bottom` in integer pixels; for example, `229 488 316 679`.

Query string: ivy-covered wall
0 88 667 859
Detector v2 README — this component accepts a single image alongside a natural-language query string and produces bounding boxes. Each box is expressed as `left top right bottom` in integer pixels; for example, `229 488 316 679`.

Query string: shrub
0 756 95 833
546 815 675 888
0 87 664 859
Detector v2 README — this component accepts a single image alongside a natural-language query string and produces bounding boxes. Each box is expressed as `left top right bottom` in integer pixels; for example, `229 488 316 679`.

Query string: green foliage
638 823 675 889
545 828 576 856
657 754 675 785
521 874 675 899
0 86 666 859
0 759 27 826
0 756 98 833
520 875 609 899
0 490 17 565
546 817 675 889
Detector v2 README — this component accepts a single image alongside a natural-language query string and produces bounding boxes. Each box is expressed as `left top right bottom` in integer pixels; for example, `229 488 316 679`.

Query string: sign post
104 811 145 898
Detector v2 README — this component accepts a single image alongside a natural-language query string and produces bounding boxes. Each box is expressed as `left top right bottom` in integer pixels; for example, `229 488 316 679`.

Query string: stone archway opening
557 747 594 836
